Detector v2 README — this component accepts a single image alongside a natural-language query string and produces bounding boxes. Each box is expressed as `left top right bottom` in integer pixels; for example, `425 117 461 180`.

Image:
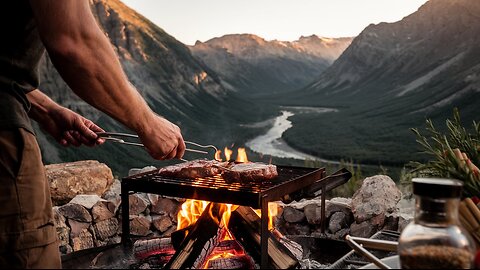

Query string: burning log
164 203 227 269
133 237 175 260
228 206 299 269
205 255 255 269
210 240 244 256
170 224 194 250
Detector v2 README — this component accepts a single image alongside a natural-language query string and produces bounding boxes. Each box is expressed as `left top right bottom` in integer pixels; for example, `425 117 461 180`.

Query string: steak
157 159 228 179
222 163 278 183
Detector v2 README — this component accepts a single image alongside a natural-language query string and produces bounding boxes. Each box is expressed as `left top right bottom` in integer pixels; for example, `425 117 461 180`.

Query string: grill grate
122 165 325 208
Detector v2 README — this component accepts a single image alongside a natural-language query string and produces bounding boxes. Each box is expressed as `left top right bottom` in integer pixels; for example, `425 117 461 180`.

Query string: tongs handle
96 132 216 155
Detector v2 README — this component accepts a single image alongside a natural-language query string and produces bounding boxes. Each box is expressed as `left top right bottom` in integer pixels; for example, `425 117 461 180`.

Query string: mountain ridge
190 33 353 95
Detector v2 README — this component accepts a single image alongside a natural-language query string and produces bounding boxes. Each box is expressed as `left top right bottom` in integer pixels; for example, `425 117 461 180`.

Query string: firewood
205 255 255 269
228 206 299 269
171 224 194 250
164 203 227 269
133 237 175 260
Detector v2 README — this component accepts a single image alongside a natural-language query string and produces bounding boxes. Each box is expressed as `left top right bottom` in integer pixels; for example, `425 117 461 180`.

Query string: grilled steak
157 159 228 179
222 163 278 183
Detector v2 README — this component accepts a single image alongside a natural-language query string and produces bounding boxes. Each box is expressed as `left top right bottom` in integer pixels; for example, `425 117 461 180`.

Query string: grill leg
321 184 326 233
261 197 269 269
121 180 131 246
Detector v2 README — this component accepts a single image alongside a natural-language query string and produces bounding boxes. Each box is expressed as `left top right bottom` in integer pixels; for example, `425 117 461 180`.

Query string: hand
136 114 185 160
40 106 105 147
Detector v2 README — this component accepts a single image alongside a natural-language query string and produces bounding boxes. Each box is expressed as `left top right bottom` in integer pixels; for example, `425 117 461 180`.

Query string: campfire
120 146 348 269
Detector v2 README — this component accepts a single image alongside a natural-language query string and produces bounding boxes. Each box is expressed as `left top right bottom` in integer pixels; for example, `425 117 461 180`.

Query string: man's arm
27 89 104 147
29 0 185 160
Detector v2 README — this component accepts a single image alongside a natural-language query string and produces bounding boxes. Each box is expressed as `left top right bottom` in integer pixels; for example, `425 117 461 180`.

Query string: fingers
176 138 186 160
63 131 81 147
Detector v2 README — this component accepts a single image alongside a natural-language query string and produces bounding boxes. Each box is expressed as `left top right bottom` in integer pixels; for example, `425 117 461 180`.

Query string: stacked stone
48 161 184 255
276 175 407 240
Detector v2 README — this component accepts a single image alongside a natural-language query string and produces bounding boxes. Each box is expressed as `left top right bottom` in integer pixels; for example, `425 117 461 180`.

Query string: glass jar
398 178 475 269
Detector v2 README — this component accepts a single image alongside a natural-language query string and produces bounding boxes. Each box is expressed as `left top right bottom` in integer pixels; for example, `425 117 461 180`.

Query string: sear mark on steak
157 159 228 179
222 163 278 183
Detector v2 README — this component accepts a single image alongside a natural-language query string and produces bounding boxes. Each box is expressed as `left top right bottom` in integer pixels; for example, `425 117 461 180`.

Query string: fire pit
121 165 326 269
60 161 352 269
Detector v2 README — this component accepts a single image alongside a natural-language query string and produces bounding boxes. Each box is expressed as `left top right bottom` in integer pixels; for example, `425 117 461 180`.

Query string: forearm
30 0 155 134
45 33 155 133
27 89 62 123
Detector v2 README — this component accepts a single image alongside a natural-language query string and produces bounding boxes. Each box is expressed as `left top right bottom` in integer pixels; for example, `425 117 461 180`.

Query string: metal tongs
345 235 398 269
96 132 218 161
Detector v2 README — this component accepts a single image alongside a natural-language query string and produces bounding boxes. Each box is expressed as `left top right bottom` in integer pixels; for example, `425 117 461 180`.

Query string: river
245 108 338 163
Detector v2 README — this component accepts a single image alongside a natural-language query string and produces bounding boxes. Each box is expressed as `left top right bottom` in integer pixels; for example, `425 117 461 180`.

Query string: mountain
190 34 353 96
37 0 274 176
276 0 480 165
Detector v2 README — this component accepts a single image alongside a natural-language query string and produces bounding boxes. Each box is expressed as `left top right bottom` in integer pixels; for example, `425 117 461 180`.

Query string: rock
129 194 148 215
58 203 92 222
108 236 122 245
351 175 402 223
282 206 305 223
71 229 94 251
350 221 377 238
325 201 352 219
328 212 349 234
102 179 121 201
92 201 115 222
370 213 386 228
46 160 114 205
334 228 350 240
93 218 119 241
69 194 105 209
147 194 159 205
68 219 91 238
130 216 151 236
152 215 173 233
151 198 180 216
53 207 70 250
304 203 323 225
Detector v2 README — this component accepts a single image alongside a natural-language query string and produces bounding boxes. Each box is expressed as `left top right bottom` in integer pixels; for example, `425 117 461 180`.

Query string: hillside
273 0 480 165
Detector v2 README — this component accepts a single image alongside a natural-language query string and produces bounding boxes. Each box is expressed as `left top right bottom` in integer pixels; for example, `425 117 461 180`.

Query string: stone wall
48 162 412 255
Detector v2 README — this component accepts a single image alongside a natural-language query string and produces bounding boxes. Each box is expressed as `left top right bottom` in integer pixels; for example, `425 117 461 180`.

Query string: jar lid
412 178 463 198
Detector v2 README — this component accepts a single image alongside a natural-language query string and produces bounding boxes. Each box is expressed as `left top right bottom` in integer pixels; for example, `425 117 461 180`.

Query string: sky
121 0 428 45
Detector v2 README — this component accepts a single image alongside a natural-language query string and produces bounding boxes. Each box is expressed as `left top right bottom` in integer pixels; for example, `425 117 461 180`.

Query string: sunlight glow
121 0 428 45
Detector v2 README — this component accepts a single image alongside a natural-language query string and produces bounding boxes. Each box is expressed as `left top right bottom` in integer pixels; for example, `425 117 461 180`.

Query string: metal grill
121 164 327 269
122 165 325 208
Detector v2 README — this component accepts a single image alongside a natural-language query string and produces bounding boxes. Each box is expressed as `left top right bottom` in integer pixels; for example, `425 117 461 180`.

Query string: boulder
350 221 377 238
351 175 401 223
46 160 114 205
328 212 349 234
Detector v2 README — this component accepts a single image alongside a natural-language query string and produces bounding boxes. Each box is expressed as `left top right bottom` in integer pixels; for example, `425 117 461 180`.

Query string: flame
224 147 233 161
177 199 209 230
236 148 249 163
253 202 278 230
214 150 222 161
